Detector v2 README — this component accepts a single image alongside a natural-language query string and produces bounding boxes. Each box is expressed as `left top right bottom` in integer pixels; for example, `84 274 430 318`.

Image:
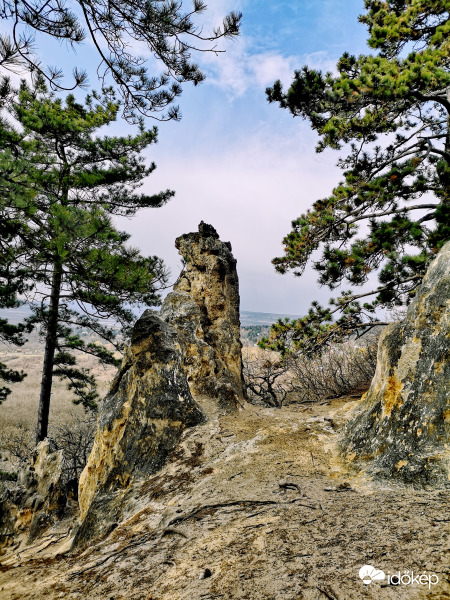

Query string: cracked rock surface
342 241 450 487
73 313 205 549
163 221 246 410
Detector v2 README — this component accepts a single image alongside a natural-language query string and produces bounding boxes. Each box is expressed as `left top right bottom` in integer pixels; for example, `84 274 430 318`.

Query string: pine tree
0 241 29 404
0 0 241 121
0 87 36 402
0 79 173 443
263 0 449 354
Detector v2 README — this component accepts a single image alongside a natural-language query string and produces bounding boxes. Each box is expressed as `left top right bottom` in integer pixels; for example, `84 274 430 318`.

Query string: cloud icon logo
359 565 386 584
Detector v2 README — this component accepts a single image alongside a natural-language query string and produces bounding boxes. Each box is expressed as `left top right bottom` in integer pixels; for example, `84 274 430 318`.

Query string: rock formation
74 313 205 546
0 439 67 548
161 221 246 409
74 223 245 546
341 241 450 487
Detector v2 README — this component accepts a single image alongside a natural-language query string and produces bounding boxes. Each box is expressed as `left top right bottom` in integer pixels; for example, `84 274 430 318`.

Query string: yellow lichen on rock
342 241 450 487
395 460 408 470
72 311 205 549
381 375 404 418
78 399 131 520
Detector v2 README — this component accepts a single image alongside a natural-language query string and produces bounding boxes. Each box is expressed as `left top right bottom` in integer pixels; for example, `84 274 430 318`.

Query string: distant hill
0 308 31 324
240 310 299 326
1 308 299 329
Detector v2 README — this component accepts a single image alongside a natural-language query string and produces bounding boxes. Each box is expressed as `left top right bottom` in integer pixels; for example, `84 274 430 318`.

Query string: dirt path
1 397 449 599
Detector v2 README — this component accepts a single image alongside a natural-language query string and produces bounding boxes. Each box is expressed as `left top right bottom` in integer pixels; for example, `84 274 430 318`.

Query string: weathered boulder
74 312 205 547
341 241 450 487
24 439 67 540
162 221 246 409
0 439 67 547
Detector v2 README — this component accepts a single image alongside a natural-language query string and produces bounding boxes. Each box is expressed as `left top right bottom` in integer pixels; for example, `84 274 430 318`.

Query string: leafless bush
243 339 378 408
0 423 34 470
52 412 97 483
0 412 97 484
288 341 378 403
243 350 294 408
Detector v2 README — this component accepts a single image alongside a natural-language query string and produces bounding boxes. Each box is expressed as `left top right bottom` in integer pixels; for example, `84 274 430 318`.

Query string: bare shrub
243 339 378 408
243 349 294 408
0 422 34 470
0 412 97 485
288 341 378 403
52 412 97 484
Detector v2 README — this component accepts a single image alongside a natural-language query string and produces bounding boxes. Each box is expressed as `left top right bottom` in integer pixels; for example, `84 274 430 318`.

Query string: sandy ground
0 396 449 600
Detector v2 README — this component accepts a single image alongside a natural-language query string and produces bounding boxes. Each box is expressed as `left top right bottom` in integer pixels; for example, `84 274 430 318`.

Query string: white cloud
251 50 336 88
188 0 339 98
251 53 298 88
200 34 336 98
120 124 343 314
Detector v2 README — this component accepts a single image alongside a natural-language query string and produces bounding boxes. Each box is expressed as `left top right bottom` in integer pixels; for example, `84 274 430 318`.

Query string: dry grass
0 352 114 428
0 345 117 471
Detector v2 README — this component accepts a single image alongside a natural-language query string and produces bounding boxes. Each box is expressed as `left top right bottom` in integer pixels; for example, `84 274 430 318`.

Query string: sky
4 1 372 315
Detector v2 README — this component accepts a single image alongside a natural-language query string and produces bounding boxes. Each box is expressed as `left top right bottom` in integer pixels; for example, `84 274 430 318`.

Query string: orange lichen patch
433 356 448 374
417 428 423 437
115 471 131 488
14 508 32 531
431 305 445 322
381 375 404 418
117 506 154 530
395 460 408 470
359 453 375 461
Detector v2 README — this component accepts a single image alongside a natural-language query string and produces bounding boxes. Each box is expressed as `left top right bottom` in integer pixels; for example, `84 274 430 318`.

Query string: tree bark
35 261 63 445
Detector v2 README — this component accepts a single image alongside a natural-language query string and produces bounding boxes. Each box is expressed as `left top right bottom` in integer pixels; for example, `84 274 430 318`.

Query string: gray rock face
74 313 205 547
341 242 450 487
0 440 67 548
163 221 246 409
160 291 216 389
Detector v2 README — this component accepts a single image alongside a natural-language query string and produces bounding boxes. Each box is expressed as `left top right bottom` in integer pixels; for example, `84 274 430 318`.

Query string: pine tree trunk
35 262 63 445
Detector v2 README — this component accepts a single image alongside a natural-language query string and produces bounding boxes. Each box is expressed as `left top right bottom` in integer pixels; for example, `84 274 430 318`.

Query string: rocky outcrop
341 242 450 487
73 223 246 547
0 440 67 547
162 222 246 409
74 313 205 547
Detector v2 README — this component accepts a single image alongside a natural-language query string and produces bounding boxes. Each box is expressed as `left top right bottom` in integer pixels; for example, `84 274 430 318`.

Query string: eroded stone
341 242 450 487
74 223 245 547
74 313 205 548
165 221 246 409
0 439 66 548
